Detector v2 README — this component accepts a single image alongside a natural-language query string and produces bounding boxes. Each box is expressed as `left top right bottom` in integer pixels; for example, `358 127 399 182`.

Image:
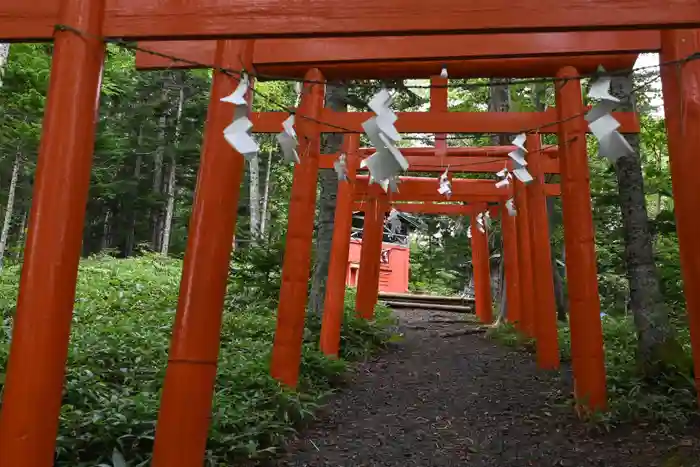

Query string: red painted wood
0 0 106 464
525 133 560 370
133 32 656 74
514 179 535 337
356 193 509 203
270 69 325 388
555 66 606 412
471 215 493 323
318 154 561 174
357 202 487 215
150 40 253 467
133 40 643 79
660 29 700 405
355 199 386 319
251 109 640 134
320 135 360 357
500 203 522 327
3 0 697 41
353 176 560 198
350 146 559 157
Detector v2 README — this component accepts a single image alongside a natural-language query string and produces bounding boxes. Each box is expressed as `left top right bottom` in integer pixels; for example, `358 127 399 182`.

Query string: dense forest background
0 43 696 465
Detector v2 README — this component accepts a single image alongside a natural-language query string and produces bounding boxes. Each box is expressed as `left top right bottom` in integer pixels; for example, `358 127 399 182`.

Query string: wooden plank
355 193 505 202
252 109 640 134
133 31 658 72
2 0 698 41
257 55 640 79
354 176 512 197
353 176 560 200
318 154 561 174
385 203 483 215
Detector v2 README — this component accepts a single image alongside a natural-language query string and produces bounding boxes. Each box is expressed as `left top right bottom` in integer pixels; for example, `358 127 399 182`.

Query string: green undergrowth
487 316 697 430
0 255 396 466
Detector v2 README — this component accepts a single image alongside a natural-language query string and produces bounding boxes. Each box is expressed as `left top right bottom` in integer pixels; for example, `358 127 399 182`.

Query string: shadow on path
271 309 699 466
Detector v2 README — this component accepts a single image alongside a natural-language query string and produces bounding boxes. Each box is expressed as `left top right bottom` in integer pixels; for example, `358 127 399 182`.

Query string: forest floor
267 308 700 467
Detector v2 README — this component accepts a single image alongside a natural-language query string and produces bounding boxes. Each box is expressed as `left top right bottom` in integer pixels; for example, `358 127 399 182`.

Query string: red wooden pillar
500 204 522 326
555 67 607 412
470 215 493 323
320 134 360 357
431 76 448 156
514 180 535 337
151 40 253 467
526 133 560 370
270 69 325 388
0 1 106 464
660 30 700 402
355 198 386 319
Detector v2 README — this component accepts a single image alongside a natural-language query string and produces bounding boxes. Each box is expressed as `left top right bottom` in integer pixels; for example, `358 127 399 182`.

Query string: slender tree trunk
15 210 26 262
161 85 185 255
260 149 273 237
0 43 9 86
151 121 166 251
125 151 142 257
488 78 510 320
535 82 568 320
547 197 568 321
161 160 177 254
101 209 112 251
611 74 683 376
151 86 169 252
308 82 348 316
248 153 261 242
0 150 21 272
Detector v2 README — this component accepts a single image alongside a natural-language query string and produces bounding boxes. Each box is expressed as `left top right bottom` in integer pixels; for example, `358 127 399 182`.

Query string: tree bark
15 210 26 262
534 82 568 320
0 43 9 86
151 85 169 252
161 85 185 255
260 149 273 237
308 82 348 316
488 79 510 321
0 150 21 272
248 153 261 242
124 149 142 258
611 74 683 377
160 159 177 255
101 209 112 251
547 196 568 321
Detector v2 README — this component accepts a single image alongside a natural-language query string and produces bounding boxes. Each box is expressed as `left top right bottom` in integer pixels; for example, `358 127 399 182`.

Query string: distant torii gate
2 2 700 467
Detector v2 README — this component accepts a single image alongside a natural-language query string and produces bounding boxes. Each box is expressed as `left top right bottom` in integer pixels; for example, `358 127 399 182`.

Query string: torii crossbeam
2 2 700 467
2 0 700 40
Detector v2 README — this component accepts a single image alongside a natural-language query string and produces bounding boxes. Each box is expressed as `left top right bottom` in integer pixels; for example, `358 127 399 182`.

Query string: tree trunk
248 153 261 242
611 74 683 377
308 82 348 316
124 150 142 257
160 159 177 255
151 86 169 252
161 85 185 255
0 150 21 272
101 209 112 251
0 43 10 86
260 149 273 237
546 195 568 321
488 78 510 321
15 210 26 262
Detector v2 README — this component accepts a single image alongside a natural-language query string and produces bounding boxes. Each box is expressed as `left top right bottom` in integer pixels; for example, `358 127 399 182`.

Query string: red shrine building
346 210 414 293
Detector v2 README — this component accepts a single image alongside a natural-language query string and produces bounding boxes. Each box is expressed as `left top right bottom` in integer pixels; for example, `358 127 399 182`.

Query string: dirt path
271 309 699 466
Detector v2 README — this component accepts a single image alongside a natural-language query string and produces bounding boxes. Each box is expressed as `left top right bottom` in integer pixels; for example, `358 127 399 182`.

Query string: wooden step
381 300 473 313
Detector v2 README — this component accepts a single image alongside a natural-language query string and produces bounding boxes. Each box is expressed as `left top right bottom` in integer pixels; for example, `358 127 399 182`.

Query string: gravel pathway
269 309 699 467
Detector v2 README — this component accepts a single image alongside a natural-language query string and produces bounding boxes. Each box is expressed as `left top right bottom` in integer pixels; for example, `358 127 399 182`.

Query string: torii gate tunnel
2 1 700 466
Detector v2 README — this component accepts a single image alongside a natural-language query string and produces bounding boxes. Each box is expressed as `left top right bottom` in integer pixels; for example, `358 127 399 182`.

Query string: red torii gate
2 2 700 467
